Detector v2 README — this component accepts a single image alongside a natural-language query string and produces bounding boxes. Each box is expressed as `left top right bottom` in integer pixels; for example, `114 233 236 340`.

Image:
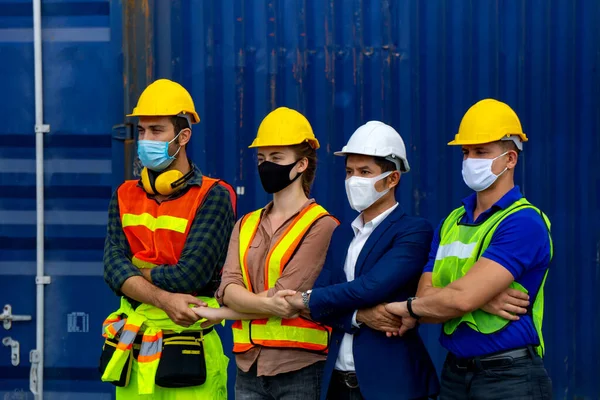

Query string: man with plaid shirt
101 79 235 399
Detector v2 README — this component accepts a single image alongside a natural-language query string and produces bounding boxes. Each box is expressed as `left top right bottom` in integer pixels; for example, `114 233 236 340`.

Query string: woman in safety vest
194 107 339 399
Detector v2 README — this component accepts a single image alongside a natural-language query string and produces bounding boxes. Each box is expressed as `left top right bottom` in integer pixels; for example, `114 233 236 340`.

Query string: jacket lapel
332 224 355 283
354 205 405 277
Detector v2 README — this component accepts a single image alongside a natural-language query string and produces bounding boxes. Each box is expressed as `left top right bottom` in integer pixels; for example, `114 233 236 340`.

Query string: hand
157 293 206 327
357 304 403 333
482 288 530 321
384 301 417 337
267 290 299 319
285 292 306 311
191 306 223 329
384 301 409 318
385 315 418 337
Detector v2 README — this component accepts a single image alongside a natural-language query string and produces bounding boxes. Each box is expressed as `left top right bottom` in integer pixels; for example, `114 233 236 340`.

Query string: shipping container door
0 0 122 398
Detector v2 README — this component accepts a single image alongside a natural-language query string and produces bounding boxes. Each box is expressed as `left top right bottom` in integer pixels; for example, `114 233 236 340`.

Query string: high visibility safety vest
101 177 232 395
432 197 553 356
231 203 338 354
117 177 233 268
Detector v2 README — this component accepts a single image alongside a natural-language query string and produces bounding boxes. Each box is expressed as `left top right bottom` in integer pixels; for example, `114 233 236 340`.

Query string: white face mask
462 152 508 192
345 171 393 212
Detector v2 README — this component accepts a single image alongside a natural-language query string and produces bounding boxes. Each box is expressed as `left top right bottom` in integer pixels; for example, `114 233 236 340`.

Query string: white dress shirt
334 203 399 371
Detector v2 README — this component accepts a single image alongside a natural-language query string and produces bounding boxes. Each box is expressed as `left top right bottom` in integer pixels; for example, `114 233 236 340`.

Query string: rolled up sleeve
215 219 244 304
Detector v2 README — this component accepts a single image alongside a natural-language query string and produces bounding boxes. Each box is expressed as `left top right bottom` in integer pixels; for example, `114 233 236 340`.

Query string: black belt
131 328 213 360
332 370 359 389
133 327 214 345
448 347 535 371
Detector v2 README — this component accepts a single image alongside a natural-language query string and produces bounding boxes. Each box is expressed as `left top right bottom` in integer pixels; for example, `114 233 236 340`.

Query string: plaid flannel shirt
103 164 235 308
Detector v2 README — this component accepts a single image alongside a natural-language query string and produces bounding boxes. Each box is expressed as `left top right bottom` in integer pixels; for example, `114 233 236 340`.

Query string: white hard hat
334 121 410 172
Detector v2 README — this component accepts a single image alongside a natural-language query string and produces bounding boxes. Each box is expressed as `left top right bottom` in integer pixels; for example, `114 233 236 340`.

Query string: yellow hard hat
249 107 320 149
127 79 200 124
449 99 528 147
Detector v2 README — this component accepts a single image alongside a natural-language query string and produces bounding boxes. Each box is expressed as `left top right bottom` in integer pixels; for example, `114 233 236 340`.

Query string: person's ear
387 171 401 188
177 128 192 147
296 157 308 174
506 150 518 170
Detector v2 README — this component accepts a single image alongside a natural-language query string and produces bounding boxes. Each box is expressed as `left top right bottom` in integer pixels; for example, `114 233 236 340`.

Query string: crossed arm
103 186 235 326
385 257 529 336
279 258 528 336
203 216 339 324
281 224 434 334
384 210 550 336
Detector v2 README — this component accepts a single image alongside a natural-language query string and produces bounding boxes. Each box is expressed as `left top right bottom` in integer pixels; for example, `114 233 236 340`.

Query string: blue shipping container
0 0 598 399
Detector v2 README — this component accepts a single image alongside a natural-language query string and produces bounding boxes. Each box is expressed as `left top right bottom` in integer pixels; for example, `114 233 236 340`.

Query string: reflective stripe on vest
101 312 144 385
432 198 553 356
136 328 163 392
232 203 336 354
122 213 188 233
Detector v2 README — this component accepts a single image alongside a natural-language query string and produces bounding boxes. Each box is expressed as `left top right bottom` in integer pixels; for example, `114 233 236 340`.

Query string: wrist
356 309 364 324
260 296 275 314
153 290 170 309
407 297 421 320
301 290 312 310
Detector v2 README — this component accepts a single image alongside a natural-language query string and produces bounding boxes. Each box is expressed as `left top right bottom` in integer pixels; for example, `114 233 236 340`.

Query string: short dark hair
500 140 521 155
171 116 190 145
373 157 397 174
343 156 398 173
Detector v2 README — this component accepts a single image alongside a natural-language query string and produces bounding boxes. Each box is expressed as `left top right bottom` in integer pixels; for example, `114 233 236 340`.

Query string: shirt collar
186 163 203 186
351 202 399 235
461 185 523 223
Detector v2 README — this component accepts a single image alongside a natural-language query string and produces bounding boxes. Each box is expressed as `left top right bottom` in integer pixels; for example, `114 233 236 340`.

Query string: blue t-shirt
423 186 552 357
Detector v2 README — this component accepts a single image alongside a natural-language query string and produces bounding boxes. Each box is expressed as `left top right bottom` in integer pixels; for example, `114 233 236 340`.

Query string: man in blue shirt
386 99 553 399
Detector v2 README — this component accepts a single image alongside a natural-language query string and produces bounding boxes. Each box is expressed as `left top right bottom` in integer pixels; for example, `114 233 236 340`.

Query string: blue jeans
236 361 325 400
440 349 552 400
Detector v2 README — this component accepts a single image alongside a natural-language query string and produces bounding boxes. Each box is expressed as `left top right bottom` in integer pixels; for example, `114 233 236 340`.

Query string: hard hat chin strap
176 113 193 129
385 155 404 172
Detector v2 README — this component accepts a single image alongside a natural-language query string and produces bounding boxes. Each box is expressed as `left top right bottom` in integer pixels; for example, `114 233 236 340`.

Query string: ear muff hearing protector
141 167 194 196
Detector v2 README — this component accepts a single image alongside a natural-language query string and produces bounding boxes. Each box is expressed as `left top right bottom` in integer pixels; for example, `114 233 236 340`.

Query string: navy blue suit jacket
309 206 440 400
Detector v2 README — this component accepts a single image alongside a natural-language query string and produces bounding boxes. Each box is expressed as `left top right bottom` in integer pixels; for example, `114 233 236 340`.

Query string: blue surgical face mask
137 132 182 171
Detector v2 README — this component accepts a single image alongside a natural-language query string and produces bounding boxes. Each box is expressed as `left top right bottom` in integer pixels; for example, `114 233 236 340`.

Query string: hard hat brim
334 150 410 172
127 111 201 124
248 138 320 150
448 133 528 146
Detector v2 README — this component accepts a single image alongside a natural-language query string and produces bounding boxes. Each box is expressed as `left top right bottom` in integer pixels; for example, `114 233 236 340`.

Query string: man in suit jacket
285 122 440 400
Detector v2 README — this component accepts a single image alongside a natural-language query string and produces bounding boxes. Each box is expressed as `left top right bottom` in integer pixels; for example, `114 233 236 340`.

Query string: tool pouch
98 336 133 387
155 332 208 388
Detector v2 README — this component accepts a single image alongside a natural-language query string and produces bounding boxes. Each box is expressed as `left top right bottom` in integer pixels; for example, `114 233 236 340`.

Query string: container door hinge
35 124 50 134
2 337 20 366
35 276 51 285
30 349 41 396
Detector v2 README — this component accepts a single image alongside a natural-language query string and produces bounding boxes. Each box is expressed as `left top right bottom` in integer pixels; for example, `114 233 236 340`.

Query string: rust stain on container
238 49 245 129
270 49 277 110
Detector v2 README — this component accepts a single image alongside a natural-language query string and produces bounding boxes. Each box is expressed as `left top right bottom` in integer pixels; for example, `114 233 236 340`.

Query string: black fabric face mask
258 160 302 194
